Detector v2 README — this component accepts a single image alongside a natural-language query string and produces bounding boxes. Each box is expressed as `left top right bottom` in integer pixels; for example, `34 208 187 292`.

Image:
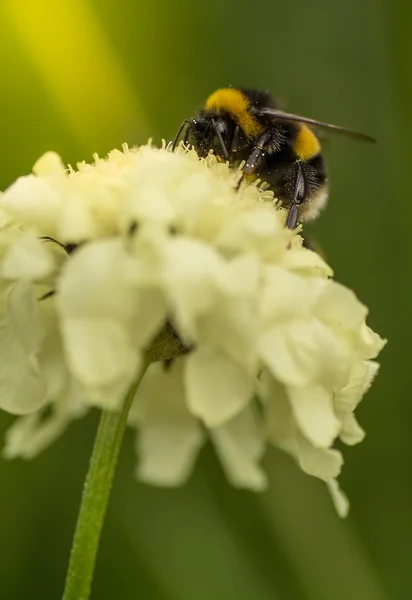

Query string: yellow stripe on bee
294 124 321 160
205 88 263 138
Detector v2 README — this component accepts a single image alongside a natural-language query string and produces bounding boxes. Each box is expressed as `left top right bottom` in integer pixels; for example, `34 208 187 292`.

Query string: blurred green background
0 0 409 598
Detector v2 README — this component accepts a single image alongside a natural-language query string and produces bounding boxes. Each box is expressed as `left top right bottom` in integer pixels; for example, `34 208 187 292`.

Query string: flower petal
216 205 284 256
33 151 66 176
3 389 87 459
130 288 167 349
287 384 340 448
0 282 45 414
259 317 350 389
162 238 226 340
281 245 333 277
297 435 343 480
196 257 259 372
338 412 365 445
335 361 380 412
1 231 55 280
2 174 61 234
326 479 349 518
185 346 253 427
315 281 368 330
259 266 319 326
211 406 267 491
132 361 204 486
259 372 296 446
58 239 139 322
61 318 140 407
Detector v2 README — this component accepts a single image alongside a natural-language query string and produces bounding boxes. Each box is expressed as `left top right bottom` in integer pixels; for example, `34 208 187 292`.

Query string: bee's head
188 113 233 160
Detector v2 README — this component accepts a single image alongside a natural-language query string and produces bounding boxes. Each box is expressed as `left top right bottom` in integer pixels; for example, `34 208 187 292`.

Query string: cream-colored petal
326 479 350 518
197 294 257 374
126 181 176 228
3 392 88 459
58 238 147 400
211 407 267 491
338 412 365 446
120 234 166 287
61 318 140 389
2 175 61 233
259 318 350 389
288 384 340 448
0 282 45 415
130 361 185 423
259 372 296 445
7 280 40 351
194 252 260 372
335 360 380 412
130 288 167 349
4 413 49 459
281 245 333 277
259 325 310 387
137 422 204 486
0 350 44 415
316 282 386 359
223 254 260 296
315 281 368 330
132 361 205 486
1 231 55 280
216 204 285 256
58 239 138 322
57 196 98 242
358 323 387 359
84 377 139 411
297 435 343 480
185 346 253 427
36 299 68 402
259 266 318 326
360 361 380 395
33 151 66 176
162 238 226 340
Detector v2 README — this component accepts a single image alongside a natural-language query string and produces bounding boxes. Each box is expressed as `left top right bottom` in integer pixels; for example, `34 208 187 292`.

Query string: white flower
128 358 267 491
0 143 385 516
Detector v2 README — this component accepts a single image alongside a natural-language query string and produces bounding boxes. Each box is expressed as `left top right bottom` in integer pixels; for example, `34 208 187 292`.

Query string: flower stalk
62 363 148 600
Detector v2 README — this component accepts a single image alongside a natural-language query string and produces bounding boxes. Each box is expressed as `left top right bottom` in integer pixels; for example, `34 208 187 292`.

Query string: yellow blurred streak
4 0 150 150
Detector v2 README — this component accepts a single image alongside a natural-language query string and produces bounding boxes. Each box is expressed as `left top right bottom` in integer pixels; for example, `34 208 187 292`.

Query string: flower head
0 143 385 515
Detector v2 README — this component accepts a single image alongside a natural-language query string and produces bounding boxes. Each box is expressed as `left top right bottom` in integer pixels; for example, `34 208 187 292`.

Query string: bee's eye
194 118 208 132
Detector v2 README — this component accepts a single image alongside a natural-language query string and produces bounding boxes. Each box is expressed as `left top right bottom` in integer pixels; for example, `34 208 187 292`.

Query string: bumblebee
172 88 375 229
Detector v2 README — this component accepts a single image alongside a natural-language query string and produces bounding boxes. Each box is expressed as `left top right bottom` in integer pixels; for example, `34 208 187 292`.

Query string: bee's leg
236 131 272 190
172 120 195 151
286 160 307 230
231 125 240 153
286 205 299 229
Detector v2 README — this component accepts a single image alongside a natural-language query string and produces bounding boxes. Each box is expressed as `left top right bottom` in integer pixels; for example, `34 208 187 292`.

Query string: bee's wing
258 108 376 143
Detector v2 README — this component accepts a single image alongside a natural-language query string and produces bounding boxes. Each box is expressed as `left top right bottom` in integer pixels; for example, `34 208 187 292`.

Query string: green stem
62 363 148 600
